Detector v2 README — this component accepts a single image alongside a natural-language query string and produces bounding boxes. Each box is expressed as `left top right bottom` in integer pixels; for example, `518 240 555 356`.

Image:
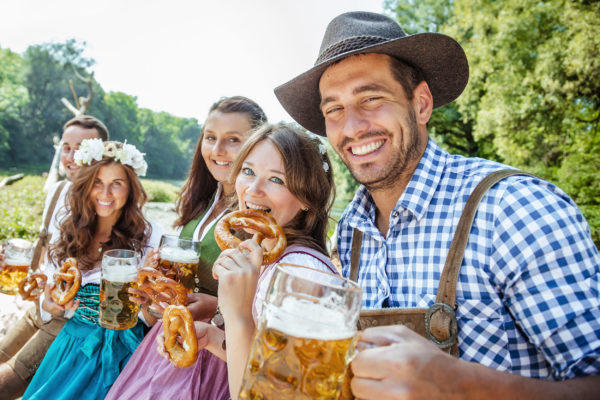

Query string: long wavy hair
174 96 267 227
49 158 150 271
230 124 335 256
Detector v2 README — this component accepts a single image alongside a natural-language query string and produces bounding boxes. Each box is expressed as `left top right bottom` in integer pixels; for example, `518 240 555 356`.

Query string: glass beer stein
0 239 33 295
239 264 362 400
99 249 141 330
158 235 201 293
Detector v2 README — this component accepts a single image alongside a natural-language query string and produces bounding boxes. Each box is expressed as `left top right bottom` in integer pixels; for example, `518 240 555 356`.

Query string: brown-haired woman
106 96 267 400
23 140 163 400
154 123 338 399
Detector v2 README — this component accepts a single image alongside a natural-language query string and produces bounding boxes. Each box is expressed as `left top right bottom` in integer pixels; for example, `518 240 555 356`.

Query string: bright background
0 0 384 122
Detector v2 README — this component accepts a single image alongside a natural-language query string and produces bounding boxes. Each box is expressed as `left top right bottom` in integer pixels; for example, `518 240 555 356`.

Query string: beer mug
158 235 201 293
239 264 362 400
0 239 33 295
99 249 141 330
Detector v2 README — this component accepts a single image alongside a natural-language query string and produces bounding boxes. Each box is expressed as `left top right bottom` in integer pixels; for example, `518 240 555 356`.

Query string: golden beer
158 246 200 293
99 249 141 330
1 239 33 295
241 327 354 399
240 294 357 400
0 262 29 295
99 279 140 330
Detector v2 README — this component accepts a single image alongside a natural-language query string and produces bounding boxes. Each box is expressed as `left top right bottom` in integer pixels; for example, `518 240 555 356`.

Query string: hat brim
275 32 469 136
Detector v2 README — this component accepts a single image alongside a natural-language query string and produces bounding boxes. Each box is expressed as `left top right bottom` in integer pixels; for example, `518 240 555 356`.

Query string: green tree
102 91 143 145
19 40 95 165
0 47 28 165
446 0 599 190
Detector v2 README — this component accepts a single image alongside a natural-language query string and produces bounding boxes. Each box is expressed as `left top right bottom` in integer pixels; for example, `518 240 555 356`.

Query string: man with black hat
275 11 599 399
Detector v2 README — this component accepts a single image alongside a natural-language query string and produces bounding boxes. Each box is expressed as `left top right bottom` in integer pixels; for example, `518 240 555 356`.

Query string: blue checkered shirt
337 138 600 380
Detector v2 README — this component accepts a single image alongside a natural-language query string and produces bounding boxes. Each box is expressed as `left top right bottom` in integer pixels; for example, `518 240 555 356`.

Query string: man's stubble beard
339 109 422 192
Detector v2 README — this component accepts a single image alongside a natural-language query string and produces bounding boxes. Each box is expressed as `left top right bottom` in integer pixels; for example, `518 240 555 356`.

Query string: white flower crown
74 138 148 177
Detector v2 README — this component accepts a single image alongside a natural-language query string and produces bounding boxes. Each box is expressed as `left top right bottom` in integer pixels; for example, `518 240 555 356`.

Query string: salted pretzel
214 209 287 264
50 258 81 306
18 273 48 301
138 268 187 306
162 305 198 368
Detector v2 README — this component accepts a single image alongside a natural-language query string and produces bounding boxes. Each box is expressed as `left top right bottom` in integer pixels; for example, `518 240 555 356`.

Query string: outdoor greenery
0 175 45 241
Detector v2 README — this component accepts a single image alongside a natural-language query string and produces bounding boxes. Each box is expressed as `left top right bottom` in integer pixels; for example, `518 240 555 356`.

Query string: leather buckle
425 302 458 349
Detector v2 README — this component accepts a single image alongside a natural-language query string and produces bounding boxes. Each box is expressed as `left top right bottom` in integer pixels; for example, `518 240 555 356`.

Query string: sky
0 0 386 124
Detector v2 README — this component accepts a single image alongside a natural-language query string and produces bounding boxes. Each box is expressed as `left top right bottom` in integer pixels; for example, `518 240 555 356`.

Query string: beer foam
5 255 30 266
265 296 354 340
160 246 199 264
103 263 138 282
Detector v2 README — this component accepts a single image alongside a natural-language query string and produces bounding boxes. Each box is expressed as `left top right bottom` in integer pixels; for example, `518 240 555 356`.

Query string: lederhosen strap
350 170 535 356
30 180 68 272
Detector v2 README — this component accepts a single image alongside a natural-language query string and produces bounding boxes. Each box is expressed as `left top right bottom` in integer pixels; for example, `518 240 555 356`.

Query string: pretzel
162 305 198 368
214 209 286 264
50 258 81 305
138 268 187 306
18 273 48 301
156 259 178 281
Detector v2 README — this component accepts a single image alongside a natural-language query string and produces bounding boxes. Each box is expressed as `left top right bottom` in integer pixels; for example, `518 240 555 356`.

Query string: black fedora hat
274 11 469 136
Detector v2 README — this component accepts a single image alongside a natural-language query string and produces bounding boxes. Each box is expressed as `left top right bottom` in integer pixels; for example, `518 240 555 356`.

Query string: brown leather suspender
350 170 535 356
30 180 68 271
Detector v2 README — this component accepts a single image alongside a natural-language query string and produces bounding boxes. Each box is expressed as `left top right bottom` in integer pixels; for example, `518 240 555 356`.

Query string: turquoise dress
22 284 145 400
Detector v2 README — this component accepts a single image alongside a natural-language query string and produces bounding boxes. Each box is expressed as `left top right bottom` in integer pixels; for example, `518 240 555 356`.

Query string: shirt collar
394 138 446 221
344 138 447 231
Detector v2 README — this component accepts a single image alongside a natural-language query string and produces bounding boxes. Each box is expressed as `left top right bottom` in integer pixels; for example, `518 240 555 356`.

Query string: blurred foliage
141 179 180 203
0 175 45 241
0 40 201 179
385 0 600 248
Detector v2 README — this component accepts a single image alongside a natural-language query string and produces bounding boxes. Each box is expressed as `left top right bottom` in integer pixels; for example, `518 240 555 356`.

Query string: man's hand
351 325 600 400
351 325 463 400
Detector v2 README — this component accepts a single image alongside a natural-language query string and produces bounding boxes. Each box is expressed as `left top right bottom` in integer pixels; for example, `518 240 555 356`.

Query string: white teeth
246 203 269 211
98 200 113 206
351 140 384 156
214 161 230 166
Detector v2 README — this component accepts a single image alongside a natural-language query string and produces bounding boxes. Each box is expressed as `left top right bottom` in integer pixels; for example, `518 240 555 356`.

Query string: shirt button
392 211 399 217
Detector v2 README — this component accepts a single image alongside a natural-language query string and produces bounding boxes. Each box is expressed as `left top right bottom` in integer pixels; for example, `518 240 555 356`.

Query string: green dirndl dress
22 284 145 400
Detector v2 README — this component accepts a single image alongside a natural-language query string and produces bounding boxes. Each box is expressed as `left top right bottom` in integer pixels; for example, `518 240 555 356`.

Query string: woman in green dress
105 96 267 400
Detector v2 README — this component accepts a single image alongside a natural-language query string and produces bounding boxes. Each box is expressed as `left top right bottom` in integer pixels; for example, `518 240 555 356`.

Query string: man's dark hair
388 56 426 100
63 115 110 141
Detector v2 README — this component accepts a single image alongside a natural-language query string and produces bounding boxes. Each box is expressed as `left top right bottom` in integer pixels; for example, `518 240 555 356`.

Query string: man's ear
413 81 433 125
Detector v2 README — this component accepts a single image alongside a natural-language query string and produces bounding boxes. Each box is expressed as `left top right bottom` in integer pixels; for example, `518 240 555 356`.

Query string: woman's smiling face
89 163 129 223
201 110 253 185
235 140 305 227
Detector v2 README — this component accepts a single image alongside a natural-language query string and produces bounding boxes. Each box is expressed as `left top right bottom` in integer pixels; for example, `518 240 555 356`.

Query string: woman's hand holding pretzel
42 281 79 316
143 248 160 270
212 239 262 322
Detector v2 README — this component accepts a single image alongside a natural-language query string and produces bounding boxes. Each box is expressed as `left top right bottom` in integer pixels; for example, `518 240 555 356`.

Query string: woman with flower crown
22 139 164 400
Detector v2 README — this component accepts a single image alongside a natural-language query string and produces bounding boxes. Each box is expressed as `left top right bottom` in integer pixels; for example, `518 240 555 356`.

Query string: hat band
315 35 391 65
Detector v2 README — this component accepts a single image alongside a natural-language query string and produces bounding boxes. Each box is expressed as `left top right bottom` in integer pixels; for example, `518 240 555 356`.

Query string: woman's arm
212 240 263 400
